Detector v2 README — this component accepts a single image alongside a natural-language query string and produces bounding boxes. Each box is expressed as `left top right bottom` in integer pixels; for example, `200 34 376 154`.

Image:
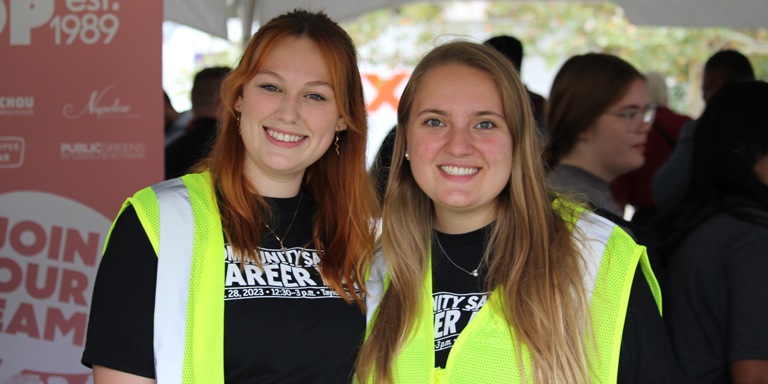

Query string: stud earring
405 152 409 160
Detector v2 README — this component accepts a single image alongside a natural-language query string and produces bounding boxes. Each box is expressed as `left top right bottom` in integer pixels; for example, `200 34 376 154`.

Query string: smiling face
235 36 345 196
566 78 651 181
406 64 513 233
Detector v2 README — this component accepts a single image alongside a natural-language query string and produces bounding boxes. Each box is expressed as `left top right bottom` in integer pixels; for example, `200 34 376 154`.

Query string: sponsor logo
2 370 91 384
0 136 24 168
62 85 140 120
60 142 145 160
0 96 34 116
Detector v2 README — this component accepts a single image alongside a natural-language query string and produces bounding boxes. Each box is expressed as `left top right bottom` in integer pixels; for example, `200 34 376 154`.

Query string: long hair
545 53 643 169
201 9 379 308
356 41 591 383
657 80 768 256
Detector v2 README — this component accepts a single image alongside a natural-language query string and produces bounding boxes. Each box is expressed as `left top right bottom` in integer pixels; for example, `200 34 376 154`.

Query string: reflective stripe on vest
124 172 225 384
152 178 194 384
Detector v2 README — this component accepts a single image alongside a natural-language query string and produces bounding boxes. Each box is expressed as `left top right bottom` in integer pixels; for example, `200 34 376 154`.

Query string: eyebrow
255 70 333 88
416 109 504 119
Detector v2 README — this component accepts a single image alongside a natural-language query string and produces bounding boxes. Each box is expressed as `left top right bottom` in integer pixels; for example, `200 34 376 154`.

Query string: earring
405 152 409 160
236 111 241 134
334 132 340 156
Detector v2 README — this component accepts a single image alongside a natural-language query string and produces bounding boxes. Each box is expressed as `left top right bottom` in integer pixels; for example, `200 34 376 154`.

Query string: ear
235 96 243 112
336 117 347 132
577 127 594 142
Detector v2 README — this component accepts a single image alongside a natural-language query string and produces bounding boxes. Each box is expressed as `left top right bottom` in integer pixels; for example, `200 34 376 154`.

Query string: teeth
267 129 304 143
440 165 479 176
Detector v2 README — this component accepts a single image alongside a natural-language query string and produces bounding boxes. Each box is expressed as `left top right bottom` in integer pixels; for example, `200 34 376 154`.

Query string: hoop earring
334 132 340 156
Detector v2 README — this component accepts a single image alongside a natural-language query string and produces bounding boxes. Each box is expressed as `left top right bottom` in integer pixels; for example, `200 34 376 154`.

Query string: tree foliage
342 1 768 116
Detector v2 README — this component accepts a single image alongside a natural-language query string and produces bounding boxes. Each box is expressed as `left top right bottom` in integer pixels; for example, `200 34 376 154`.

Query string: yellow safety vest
106 172 225 384
367 204 661 383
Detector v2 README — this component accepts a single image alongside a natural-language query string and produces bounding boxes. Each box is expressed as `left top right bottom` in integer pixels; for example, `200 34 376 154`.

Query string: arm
731 360 768 384
94 365 155 384
82 206 157 379
728 228 768 384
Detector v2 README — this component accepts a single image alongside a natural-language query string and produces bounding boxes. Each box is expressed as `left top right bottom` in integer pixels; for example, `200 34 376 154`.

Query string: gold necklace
264 190 303 252
433 232 484 277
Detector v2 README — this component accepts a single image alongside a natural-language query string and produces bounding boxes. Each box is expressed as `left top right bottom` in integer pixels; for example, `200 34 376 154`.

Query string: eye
475 120 496 130
259 84 280 92
624 110 639 120
306 93 327 102
424 118 444 127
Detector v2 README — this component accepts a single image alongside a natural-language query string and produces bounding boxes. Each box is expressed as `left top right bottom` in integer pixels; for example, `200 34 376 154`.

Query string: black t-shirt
82 193 365 383
431 226 685 383
665 213 768 383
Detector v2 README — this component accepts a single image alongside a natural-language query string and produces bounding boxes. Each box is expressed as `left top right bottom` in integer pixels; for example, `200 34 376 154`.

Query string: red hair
201 9 379 308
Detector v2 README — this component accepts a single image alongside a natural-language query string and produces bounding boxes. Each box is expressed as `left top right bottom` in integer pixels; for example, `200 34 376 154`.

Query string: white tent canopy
164 0 768 42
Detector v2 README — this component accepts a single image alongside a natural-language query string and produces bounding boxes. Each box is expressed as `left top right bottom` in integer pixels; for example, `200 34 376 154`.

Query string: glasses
604 104 656 132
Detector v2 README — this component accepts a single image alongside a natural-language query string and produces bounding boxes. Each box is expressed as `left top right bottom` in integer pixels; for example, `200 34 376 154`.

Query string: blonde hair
356 41 592 383
200 10 379 308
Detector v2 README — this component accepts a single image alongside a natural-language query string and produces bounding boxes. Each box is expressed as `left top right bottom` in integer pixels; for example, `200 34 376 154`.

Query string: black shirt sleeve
618 266 687 383
81 205 157 379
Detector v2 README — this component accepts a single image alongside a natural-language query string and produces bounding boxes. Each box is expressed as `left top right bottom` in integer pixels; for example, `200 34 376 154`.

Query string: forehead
258 36 333 83
411 64 501 110
607 78 648 108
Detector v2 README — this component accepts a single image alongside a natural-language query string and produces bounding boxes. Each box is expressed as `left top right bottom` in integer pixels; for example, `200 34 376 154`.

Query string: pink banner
0 1 162 382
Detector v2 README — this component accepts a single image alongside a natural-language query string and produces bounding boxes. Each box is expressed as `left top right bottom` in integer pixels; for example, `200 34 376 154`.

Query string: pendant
470 269 479 277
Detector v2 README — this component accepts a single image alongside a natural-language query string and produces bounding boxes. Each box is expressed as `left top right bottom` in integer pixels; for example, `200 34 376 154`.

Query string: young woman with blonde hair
356 41 681 383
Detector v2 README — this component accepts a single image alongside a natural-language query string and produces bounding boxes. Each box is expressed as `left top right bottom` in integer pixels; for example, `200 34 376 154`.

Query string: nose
445 126 473 155
275 94 301 125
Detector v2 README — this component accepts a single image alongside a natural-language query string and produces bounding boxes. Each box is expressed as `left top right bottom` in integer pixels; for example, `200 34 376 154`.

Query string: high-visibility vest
107 172 225 384
368 204 661 383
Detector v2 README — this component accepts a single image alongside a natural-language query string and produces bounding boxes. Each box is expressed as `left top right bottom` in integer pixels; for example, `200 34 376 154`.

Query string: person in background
657 80 768 383
164 95 193 147
545 53 652 224
652 49 755 208
82 9 379 383
163 89 180 136
356 41 681 383
165 66 230 180
484 34 546 130
612 71 692 225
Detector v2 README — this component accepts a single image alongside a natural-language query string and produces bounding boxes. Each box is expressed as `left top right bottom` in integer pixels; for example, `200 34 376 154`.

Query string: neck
434 205 496 234
559 157 614 183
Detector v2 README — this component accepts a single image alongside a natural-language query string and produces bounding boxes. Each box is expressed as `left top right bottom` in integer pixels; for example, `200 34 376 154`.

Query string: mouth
265 128 305 143
439 165 480 176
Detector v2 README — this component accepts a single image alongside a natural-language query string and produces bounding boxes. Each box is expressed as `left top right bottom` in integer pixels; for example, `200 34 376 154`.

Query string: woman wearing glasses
545 53 654 222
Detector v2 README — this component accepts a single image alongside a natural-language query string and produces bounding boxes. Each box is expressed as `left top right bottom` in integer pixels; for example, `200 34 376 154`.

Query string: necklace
433 232 484 277
263 190 303 252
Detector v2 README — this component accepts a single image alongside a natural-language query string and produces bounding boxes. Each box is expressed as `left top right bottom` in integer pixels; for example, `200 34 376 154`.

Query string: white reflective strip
573 211 612 303
152 179 194 384
365 247 387 324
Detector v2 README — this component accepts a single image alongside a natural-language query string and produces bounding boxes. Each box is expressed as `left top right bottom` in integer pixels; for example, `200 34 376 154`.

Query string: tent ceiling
164 0 768 41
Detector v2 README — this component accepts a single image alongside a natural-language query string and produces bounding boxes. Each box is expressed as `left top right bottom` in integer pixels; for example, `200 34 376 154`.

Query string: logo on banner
0 137 24 168
62 85 139 120
0 96 34 116
60 141 145 160
0 0 121 46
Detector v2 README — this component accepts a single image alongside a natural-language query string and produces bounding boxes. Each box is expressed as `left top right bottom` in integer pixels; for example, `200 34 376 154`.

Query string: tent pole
242 0 255 49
